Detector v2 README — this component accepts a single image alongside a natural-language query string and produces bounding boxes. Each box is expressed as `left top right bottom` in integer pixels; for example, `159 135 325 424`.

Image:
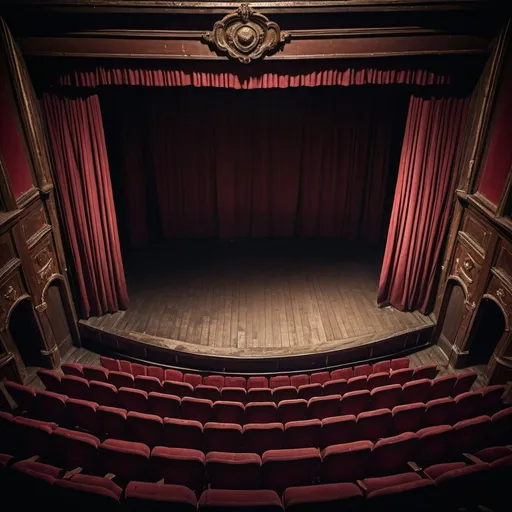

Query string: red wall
477 50 512 206
0 51 34 200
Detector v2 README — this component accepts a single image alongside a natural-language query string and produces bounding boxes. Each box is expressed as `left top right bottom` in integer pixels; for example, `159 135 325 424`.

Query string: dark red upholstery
367 372 389 391
424 461 467 480
61 363 84 377
224 376 246 389
37 369 62 393
118 387 148 414
323 379 347 396
474 445 512 463
221 387 247 404
402 379 430 404
356 408 392 441
360 472 421 494
365 479 436 512
5 381 36 411
198 489 283 511
55 478 122 510
278 399 308 424
321 441 374 483
148 391 181 419
452 372 477 397
125 481 197 511
163 380 194 398
100 356 121 372
127 411 163 446
163 418 203 450
164 369 184 382
184 373 202 388
340 390 370 416
392 403 426 434
213 401 245 424
245 402 277 424
347 376 368 393
354 365 373 378
247 376 268 390
206 451 261 489
14 416 57 458
247 388 273 403
423 397 455 427
310 372 330 385
429 375 457 401
204 375 225 389
66 398 98 432
272 386 298 403
330 368 353 381
242 423 284 454
108 371 135 389
320 415 357 448
135 375 162 394
96 406 127 438
370 432 418 476
83 365 109 383
131 363 147 377
182 397 213 424
389 368 414 386
261 447 321 493
119 360 132 373
412 364 438 380
99 438 150 481
453 392 484 422
370 384 402 410
35 389 68 423
51 427 100 471
90 380 118 407
150 446 205 490
61 375 90 401
390 358 410 371
196 385 221 402
308 394 341 420
490 407 512 443
373 361 391 374
453 415 491 454
284 482 364 511
284 419 321 449
290 375 310 388
480 385 506 415
297 383 322 401
415 425 454 467
147 366 164 382
204 422 243 452
270 376 290 389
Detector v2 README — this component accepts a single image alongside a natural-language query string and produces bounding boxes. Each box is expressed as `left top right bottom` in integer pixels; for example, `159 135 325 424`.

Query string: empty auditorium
0 0 511 510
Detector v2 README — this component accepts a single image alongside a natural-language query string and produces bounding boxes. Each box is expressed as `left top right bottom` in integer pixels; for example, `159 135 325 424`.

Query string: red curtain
377 95 469 313
43 94 129 318
102 88 407 244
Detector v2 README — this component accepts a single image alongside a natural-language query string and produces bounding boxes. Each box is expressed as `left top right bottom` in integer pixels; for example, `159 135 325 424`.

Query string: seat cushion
284 482 363 509
126 481 197 508
360 472 421 494
424 462 467 480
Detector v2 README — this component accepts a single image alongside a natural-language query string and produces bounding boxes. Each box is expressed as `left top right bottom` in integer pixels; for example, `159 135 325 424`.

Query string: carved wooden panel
0 233 16 272
460 211 491 257
494 241 512 286
0 271 26 330
487 275 512 325
31 235 58 293
20 204 49 247
450 241 483 300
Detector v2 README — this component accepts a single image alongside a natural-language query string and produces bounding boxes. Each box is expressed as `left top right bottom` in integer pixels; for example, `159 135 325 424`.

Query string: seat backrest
284 419 322 449
247 376 269 390
126 481 197 512
270 376 291 389
242 423 284 454
198 489 282 511
321 440 373 483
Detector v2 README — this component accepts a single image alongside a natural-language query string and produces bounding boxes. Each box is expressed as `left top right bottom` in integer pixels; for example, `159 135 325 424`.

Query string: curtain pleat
377 95 469 313
43 94 129 318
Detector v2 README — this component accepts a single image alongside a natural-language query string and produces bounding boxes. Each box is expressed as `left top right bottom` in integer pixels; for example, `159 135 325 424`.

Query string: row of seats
39 366 477 406
96 355 422 387
2 450 511 512
6 379 495 432
2 407 511 491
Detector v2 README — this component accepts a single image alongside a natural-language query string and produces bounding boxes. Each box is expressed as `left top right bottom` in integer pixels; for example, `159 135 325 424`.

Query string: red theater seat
320 440 374 483
125 481 197 512
415 425 454 467
51 427 100 472
14 416 57 458
490 407 512 443
163 380 194 398
247 387 273 403
311 372 330 385
370 384 402 410
245 402 277 424
429 375 457 401
261 447 321 493
213 401 245 424
66 398 98 432
389 368 414 386
356 408 392 441
118 387 148 414
83 365 109 383
359 472 422 494
204 422 242 453
147 366 164 382
278 399 308 424
96 406 127 438
225 376 246 389
35 389 68 424
284 419 321 449
90 380 118 407
195 385 222 402
242 423 284 454
206 452 261 489
221 387 247 403
247 376 268 389
453 391 483 422
198 489 283 511
402 379 431 404
55 476 122 510
423 397 455 427
61 375 90 400
452 371 477 397
412 364 438 380
5 381 36 411
320 415 357 448
184 373 202 388
480 385 506 415
163 418 203 450
119 360 132 373
108 371 135 389
354 364 373 378
297 383 322 401
181 397 213 424
391 357 410 370
365 479 435 512
340 390 370 416
100 356 121 372
308 394 341 420
367 372 390 392
373 360 391 374
164 369 184 382
290 374 309 388
37 369 62 393
131 363 147 377
270 375 290 389
347 376 367 393
370 432 418 476
330 368 353 381
204 375 225 389
284 482 364 512
135 375 162 394
272 386 298 403
392 403 426 434
151 446 205 490
474 445 512 463
99 439 150 482
453 415 491 454
323 379 347 396
423 461 467 480
148 391 181 419
61 363 84 377
127 411 163 446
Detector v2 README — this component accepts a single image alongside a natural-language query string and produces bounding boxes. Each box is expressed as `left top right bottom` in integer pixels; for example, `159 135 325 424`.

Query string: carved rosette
203 4 290 64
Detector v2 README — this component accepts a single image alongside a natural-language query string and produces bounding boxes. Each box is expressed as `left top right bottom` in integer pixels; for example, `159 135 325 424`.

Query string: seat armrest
63 467 83 480
463 453 482 464
356 479 367 492
105 473 116 480
407 461 422 473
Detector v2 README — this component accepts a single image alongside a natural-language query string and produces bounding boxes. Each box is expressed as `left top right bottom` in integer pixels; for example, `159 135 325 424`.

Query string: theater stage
80 240 435 373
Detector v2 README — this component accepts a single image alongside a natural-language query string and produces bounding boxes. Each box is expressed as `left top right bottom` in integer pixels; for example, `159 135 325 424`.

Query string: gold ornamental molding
203 4 290 64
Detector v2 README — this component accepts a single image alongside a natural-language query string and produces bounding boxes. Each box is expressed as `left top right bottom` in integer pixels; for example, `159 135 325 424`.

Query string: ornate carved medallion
203 4 290 64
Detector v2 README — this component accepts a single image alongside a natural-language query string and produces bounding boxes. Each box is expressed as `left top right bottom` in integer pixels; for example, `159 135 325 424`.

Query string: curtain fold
43 93 129 318
377 95 469 314
102 88 406 244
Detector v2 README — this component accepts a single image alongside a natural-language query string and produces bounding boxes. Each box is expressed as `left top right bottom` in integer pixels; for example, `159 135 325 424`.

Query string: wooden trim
0 152 17 212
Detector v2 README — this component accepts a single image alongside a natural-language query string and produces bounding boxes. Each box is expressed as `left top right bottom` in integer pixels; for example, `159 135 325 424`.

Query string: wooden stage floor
81 240 434 360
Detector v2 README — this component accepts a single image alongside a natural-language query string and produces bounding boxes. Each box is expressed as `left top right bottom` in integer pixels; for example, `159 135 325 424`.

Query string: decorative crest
203 4 290 64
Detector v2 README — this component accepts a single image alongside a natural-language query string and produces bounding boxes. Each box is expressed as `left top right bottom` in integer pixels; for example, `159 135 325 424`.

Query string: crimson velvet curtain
43 94 129 318
377 95 469 313
103 88 407 245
